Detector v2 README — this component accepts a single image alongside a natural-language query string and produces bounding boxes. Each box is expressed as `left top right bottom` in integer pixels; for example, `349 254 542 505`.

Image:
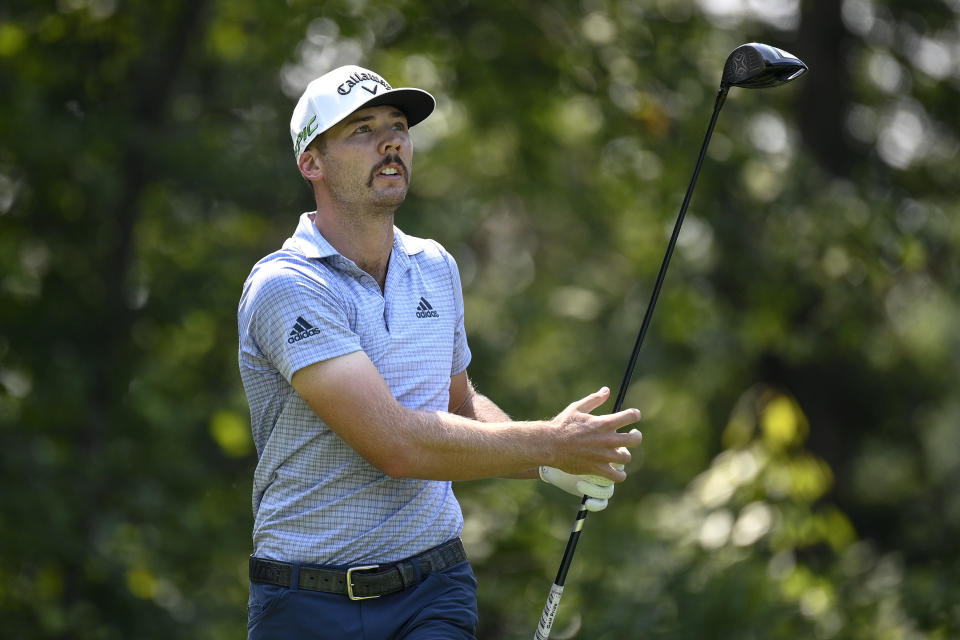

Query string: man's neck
309 206 395 290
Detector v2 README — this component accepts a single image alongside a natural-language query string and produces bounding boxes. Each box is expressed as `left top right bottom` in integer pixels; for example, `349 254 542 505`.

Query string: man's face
313 105 413 210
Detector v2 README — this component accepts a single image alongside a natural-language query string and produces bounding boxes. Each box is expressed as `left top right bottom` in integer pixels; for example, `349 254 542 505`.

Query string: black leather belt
249 538 467 601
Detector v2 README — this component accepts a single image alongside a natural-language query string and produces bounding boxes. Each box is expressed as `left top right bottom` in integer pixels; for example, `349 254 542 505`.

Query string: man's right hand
548 386 643 482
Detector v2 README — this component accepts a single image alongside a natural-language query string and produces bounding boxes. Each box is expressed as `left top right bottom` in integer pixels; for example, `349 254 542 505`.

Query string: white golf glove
539 465 622 512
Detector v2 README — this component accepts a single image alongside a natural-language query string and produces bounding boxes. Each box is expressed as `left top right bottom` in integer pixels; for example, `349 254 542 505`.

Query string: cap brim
362 88 435 128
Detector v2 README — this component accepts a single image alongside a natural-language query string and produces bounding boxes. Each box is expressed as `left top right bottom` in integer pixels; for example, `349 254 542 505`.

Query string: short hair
307 134 326 155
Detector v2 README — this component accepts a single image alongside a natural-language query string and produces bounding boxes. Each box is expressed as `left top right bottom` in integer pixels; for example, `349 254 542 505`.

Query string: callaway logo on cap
290 65 436 160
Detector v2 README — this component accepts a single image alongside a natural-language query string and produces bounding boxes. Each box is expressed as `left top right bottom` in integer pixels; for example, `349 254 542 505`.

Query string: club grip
534 583 565 640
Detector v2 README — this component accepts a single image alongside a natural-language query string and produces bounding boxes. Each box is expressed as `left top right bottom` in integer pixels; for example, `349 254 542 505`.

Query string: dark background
2 1 958 638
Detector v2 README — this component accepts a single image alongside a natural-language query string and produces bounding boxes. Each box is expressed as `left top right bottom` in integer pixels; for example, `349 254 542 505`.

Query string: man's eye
354 125 371 134
393 122 407 131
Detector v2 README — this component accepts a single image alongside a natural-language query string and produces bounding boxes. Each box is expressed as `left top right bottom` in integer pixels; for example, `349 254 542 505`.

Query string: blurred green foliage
2 0 959 638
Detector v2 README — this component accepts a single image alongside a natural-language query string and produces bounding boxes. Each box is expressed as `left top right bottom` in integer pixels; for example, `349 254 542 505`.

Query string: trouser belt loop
290 563 300 592
407 557 422 588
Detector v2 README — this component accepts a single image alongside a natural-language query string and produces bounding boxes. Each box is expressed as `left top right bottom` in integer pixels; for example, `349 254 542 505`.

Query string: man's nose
379 130 403 155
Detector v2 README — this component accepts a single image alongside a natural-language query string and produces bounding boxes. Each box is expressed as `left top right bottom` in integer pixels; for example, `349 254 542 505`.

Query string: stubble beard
323 153 411 224
365 154 410 211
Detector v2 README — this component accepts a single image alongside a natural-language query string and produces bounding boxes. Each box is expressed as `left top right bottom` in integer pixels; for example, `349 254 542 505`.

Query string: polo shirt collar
282 213 338 258
283 212 425 265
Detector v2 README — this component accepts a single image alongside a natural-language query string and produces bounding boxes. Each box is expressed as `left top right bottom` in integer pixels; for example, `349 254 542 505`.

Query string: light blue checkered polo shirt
238 212 471 565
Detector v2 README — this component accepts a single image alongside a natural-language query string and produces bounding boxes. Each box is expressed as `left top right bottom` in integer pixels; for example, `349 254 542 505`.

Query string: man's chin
373 186 409 207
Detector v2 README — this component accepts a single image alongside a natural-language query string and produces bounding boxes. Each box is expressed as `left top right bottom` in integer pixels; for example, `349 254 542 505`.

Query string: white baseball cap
289 65 436 161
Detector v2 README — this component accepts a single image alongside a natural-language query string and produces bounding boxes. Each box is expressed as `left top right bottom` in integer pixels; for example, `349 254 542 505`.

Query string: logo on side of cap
294 115 319 157
337 71 392 96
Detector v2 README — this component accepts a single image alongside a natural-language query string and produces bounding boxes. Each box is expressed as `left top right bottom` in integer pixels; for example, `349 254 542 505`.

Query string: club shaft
612 85 728 412
534 86 729 640
534 500 589 640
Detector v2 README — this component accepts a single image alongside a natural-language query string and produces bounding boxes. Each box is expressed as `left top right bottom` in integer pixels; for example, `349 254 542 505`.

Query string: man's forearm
455 388 511 423
394 408 554 480
292 354 640 483
452 390 538 479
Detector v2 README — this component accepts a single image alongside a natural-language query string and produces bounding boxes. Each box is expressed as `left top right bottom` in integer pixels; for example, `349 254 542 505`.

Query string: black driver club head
721 43 808 89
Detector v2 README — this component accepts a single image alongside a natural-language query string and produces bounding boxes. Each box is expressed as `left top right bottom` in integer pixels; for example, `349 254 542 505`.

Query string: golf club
534 43 808 640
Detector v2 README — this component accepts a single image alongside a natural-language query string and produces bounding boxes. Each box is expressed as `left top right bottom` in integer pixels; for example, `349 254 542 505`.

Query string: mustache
368 154 409 186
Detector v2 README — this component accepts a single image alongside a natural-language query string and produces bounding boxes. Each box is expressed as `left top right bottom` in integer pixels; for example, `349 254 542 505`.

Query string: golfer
237 64 644 639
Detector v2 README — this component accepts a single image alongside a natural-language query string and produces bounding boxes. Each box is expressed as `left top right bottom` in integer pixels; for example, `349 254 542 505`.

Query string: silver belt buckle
346 564 380 601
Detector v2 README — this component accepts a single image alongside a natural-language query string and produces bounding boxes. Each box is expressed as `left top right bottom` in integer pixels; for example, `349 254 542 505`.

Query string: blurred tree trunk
797 0 856 177
63 3 211 635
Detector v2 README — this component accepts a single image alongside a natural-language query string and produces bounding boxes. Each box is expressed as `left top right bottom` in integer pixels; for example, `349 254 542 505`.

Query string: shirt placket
382 246 411 335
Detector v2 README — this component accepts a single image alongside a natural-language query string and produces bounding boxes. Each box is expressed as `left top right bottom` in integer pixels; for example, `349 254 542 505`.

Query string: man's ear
298 150 324 182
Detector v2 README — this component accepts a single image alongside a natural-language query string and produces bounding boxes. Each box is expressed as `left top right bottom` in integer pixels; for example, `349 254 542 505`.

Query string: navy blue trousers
247 560 478 639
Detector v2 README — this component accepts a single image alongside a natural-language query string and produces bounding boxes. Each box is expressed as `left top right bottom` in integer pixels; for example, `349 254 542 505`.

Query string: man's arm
291 351 642 482
448 371 538 479
448 370 510 421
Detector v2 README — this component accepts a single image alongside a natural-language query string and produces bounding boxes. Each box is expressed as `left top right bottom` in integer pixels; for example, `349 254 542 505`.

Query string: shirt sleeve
444 250 472 377
244 261 361 382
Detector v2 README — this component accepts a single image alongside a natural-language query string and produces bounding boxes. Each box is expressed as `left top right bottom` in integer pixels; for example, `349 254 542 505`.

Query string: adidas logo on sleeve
415 297 439 318
288 316 321 343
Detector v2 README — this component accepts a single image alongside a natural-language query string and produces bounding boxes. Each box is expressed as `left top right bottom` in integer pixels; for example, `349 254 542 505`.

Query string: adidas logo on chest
415 297 439 318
